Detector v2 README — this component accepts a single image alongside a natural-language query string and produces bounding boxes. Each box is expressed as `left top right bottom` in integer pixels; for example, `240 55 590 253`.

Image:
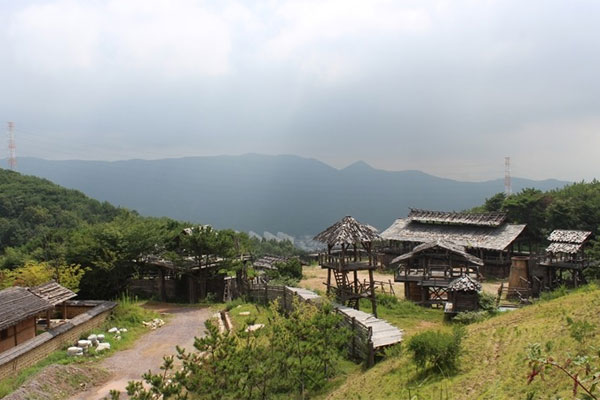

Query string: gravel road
69 305 213 400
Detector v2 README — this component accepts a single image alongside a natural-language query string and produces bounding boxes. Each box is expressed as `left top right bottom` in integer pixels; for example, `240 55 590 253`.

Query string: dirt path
70 305 213 400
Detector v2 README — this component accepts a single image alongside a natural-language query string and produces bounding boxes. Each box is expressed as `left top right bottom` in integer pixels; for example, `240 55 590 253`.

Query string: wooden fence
245 284 376 366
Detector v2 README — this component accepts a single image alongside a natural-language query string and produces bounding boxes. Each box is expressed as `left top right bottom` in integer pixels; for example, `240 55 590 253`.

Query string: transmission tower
7 122 16 170
504 156 511 196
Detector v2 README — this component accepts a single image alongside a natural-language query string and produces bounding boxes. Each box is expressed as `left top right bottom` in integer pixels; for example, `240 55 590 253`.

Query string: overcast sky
1 0 599 181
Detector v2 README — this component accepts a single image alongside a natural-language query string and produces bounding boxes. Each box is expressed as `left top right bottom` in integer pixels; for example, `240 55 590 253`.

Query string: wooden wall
0 317 36 354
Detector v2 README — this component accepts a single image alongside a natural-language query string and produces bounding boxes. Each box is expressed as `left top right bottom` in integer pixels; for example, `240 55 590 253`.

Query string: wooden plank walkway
287 287 403 349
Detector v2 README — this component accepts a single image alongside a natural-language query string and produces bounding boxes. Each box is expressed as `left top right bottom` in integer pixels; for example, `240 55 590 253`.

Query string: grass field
321 284 600 399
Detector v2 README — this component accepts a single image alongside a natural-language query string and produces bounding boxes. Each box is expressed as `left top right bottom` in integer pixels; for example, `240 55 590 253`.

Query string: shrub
453 311 488 325
478 292 497 311
407 327 464 373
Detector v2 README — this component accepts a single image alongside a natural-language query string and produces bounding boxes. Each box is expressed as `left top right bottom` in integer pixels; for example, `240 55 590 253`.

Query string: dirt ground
300 265 504 298
4 365 110 400
68 304 213 400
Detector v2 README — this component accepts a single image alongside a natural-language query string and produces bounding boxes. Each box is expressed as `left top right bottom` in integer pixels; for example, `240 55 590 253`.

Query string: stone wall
0 301 117 380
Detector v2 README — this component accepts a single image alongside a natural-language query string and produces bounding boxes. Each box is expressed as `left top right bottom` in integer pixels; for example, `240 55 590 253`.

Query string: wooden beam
369 268 377 317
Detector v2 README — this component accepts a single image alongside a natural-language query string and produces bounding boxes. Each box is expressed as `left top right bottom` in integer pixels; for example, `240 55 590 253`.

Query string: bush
407 327 464 373
478 292 497 311
453 311 488 325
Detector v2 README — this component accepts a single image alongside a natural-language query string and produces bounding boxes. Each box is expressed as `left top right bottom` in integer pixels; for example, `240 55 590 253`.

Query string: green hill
323 286 600 399
0 168 124 251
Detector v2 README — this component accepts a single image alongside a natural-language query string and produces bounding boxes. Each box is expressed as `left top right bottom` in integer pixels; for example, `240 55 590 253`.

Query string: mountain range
4 155 568 237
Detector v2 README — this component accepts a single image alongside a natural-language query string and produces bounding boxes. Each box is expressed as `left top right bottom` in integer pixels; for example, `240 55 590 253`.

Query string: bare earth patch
300 265 404 297
67 304 213 400
4 364 110 400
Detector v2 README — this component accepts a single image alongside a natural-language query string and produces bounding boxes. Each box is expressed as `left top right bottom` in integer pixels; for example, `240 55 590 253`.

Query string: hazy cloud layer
1 0 599 181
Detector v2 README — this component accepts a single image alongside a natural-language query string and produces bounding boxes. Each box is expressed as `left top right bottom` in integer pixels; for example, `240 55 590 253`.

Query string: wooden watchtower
314 216 380 317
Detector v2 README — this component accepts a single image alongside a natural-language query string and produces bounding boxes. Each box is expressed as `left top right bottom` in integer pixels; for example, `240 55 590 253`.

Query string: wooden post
13 325 18 346
367 327 375 367
369 268 377 317
353 244 358 262
326 268 332 295
159 267 167 302
63 302 67 320
46 309 52 330
264 284 268 305
353 270 358 294
351 317 356 358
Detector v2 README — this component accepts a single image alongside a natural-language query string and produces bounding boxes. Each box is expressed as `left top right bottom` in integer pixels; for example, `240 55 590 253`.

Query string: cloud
1 0 600 181
8 0 233 77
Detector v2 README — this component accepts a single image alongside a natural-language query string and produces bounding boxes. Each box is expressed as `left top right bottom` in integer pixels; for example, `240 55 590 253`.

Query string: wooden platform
287 287 403 349
335 304 404 348
286 287 322 302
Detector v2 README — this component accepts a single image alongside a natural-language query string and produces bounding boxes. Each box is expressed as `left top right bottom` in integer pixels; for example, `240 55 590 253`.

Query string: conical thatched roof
447 275 482 292
313 216 380 246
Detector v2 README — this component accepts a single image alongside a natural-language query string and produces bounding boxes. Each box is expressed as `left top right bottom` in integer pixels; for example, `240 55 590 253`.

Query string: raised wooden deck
287 286 403 350
335 304 404 348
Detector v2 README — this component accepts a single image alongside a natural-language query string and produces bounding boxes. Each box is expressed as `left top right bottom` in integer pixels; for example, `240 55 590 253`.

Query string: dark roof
408 209 507 227
253 255 288 270
391 241 484 266
546 242 583 254
29 281 76 306
448 275 482 292
381 218 526 251
0 287 53 331
547 230 591 244
314 216 381 246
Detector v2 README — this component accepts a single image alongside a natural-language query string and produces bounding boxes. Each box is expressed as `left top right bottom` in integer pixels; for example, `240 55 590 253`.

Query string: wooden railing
318 252 374 268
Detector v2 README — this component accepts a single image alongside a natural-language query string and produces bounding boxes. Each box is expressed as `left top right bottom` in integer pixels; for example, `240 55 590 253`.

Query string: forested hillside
0 169 303 299
475 181 600 249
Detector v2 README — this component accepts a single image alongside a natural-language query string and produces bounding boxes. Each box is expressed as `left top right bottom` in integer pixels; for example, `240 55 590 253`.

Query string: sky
1 0 599 182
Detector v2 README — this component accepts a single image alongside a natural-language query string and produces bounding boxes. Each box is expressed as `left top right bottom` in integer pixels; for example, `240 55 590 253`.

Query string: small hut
314 216 380 316
445 275 482 314
539 229 592 288
392 240 482 307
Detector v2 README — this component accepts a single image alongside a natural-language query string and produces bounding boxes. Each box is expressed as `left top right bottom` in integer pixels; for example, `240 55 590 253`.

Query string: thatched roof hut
447 275 482 292
314 216 380 246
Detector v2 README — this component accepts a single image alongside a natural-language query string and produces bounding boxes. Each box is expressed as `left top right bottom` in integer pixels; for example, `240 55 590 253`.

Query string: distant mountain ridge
4 155 569 236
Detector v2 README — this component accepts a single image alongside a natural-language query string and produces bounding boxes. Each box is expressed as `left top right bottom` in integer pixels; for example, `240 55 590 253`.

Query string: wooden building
392 240 482 307
445 275 482 314
380 209 528 277
131 254 231 303
538 229 592 288
314 216 379 316
0 287 53 353
29 281 77 329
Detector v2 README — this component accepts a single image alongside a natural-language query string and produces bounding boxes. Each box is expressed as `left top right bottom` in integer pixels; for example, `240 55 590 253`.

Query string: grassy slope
324 285 600 400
